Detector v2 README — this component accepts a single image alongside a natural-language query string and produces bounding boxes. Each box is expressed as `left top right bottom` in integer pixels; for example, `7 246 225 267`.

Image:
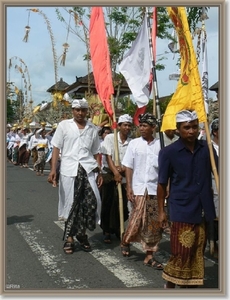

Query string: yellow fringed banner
161 7 207 131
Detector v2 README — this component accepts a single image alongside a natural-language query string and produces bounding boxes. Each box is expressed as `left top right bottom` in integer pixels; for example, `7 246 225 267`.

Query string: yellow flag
161 7 207 131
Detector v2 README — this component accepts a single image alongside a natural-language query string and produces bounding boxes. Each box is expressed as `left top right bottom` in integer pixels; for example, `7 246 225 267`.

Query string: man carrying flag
157 109 218 288
157 7 218 288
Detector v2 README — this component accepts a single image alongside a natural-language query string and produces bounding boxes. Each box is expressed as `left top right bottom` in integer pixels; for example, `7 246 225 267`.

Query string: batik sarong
63 164 97 241
34 149 46 171
123 192 162 252
162 220 207 286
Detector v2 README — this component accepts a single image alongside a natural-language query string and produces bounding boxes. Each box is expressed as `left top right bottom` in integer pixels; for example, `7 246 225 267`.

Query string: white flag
202 36 209 114
119 15 151 108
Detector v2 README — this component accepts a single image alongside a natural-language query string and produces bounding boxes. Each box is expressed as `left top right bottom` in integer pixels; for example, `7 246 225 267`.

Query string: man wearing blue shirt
157 109 218 289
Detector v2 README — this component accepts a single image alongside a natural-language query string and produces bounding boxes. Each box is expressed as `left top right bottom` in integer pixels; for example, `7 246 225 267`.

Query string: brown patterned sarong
122 193 162 252
162 220 207 286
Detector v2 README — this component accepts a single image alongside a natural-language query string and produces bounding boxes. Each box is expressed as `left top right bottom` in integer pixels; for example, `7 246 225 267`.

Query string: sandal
104 234 111 244
63 241 74 254
76 235 92 252
120 243 130 257
143 258 163 270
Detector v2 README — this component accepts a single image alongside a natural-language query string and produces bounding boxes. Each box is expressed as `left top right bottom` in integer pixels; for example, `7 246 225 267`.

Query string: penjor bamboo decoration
60 12 71 66
22 10 31 42
9 56 34 118
27 8 58 86
60 43 69 66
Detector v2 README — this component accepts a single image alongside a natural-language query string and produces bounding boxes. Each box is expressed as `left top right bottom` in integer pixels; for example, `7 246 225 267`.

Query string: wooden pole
110 95 125 238
204 120 219 256
146 8 164 149
204 121 219 193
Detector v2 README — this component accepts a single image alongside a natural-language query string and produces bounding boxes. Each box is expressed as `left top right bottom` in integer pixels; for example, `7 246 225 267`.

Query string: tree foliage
55 6 210 116
55 6 209 71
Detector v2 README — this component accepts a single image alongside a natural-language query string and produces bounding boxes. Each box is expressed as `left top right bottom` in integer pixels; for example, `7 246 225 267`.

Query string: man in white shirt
156 128 178 146
163 129 179 146
48 98 103 254
100 114 133 243
120 113 163 270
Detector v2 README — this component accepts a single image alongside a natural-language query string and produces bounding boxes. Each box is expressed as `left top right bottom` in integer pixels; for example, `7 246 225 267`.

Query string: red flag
133 106 147 126
89 7 114 118
152 7 157 61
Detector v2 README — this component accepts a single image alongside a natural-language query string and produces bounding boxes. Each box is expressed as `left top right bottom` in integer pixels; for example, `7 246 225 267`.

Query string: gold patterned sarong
162 220 207 286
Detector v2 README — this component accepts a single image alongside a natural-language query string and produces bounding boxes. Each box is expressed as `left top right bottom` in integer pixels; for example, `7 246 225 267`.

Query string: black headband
138 113 157 126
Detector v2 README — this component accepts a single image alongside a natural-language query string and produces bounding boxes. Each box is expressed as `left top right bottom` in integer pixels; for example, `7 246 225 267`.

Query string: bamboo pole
204 121 219 193
146 8 164 149
204 120 219 256
110 95 125 238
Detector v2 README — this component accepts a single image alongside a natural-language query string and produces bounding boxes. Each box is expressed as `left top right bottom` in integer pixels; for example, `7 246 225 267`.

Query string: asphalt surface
5 160 220 297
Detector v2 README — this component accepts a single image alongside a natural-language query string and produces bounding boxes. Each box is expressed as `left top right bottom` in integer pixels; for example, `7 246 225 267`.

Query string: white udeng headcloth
118 114 133 124
176 110 198 123
72 98 89 109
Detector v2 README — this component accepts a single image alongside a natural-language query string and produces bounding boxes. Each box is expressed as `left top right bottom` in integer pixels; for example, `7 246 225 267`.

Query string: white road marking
15 223 88 289
54 221 152 288
28 167 49 173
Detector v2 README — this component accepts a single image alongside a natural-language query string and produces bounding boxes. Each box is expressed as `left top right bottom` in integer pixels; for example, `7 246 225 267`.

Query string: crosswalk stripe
15 223 88 289
54 221 152 288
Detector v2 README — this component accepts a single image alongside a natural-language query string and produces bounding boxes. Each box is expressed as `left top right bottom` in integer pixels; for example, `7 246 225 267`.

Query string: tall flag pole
146 7 164 149
151 7 157 119
152 7 157 61
164 7 218 194
89 7 125 238
201 9 209 114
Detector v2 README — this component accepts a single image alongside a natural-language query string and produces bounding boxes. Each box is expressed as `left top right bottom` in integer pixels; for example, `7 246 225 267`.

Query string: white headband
72 98 89 109
118 114 133 124
176 110 198 123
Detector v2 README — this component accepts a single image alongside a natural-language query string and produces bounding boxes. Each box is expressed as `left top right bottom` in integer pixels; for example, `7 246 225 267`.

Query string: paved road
5 161 219 296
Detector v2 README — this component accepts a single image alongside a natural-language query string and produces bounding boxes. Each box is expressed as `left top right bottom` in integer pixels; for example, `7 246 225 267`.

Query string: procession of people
6 95 219 289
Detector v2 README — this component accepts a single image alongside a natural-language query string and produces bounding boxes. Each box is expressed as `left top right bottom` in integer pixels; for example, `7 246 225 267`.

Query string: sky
6 6 219 108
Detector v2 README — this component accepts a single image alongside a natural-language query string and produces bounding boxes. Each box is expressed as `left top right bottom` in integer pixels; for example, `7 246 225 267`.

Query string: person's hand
97 174 103 188
114 172 122 184
126 187 135 202
47 171 56 185
158 211 168 229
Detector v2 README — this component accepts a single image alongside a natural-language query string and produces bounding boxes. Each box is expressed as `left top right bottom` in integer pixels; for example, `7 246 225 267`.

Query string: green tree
55 6 209 114
7 99 20 123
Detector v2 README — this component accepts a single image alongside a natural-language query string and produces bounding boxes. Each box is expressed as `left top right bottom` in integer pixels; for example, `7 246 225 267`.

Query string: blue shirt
158 138 218 224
